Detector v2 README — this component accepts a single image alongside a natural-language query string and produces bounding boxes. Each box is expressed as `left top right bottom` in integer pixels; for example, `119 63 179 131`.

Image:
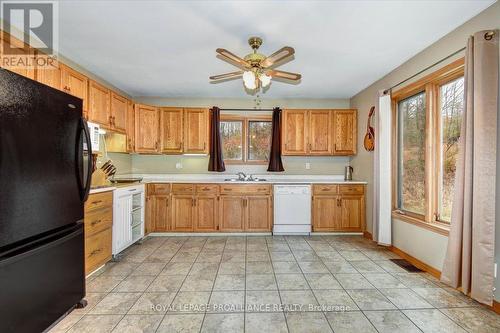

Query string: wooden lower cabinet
312 184 365 232
84 191 113 275
219 196 246 231
195 195 218 231
171 195 194 231
246 196 272 231
153 195 171 232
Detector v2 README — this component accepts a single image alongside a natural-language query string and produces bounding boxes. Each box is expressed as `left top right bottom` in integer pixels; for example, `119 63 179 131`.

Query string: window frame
391 58 464 235
220 114 272 165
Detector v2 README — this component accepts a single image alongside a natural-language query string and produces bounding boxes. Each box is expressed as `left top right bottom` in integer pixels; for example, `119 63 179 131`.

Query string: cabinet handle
166 198 169 207
91 200 102 205
203 142 206 150
91 219 102 226
90 248 102 256
309 143 312 151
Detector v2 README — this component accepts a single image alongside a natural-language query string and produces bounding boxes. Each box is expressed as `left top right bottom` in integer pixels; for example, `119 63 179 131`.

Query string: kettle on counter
344 166 353 181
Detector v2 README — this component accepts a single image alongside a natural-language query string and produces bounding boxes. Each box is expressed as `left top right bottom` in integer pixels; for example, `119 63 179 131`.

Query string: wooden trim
492 301 500 315
363 231 372 240
388 245 441 279
392 211 450 236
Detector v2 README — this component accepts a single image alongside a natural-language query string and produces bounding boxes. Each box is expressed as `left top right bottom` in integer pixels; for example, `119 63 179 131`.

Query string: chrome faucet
236 172 247 181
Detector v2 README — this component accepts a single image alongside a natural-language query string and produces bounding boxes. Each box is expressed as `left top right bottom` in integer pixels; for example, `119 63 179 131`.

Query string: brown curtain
267 107 284 172
208 106 225 172
440 30 498 306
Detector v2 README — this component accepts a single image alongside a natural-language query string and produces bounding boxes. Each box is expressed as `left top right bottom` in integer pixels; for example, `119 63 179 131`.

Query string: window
392 59 464 231
397 92 426 216
220 116 272 164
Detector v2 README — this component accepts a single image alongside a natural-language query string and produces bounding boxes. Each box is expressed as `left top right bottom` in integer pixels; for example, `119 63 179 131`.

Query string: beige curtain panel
440 30 498 305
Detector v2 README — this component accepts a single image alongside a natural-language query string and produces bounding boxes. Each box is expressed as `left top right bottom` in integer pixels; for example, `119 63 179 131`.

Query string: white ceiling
52 0 494 99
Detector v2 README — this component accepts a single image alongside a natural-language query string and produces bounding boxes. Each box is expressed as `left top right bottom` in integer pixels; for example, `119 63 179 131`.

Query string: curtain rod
218 108 276 111
383 46 466 95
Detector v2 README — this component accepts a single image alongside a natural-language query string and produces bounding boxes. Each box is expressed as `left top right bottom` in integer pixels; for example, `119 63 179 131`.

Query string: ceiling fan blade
209 71 244 80
267 69 301 81
216 48 251 68
261 46 295 68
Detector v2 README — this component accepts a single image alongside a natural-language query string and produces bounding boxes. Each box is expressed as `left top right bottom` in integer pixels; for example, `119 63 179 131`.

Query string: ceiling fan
210 37 301 91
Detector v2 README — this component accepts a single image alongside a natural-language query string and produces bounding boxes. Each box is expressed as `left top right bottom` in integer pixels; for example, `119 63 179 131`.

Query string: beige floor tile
86 275 124 293
245 290 282 312
67 314 123 333
339 250 370 261
364 310 421 333
169 291 211 313
221 251 246 263
293 250 321 261
297 261 329 273
113 275 155 292
246 252 271 262
325 311 377 333
130 262 166 276
380 288 433 309
218 262 245 275
440 307 500 333
188 262 219 276
280 290 318 311
363 273 407 289
246 274 277 290
213 274 245 291
128 292 176 314
246 261 273 274
100 262 139 277
285 312 333 333
304 273 342 289
48 314 83 333
245 312 288 333
89 292 142 315
393 273 439 288
270 252 295 261
272 261 301 273
404 309 468 332
72 293 107 315
157 314 204 333
412 288 469 308
350 260 386 273
334 273 374 289
160 262 192 275
208 291 245 313
146 274 185 292
201 313 244 333
275 274 309 290
315 251 344 261
312 289 359 311
111 314 163 333
180 273 216 291
346 289 396 310
323 261 357 274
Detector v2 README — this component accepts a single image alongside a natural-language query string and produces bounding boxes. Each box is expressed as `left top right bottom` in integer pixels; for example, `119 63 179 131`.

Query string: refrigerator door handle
79 118 93 202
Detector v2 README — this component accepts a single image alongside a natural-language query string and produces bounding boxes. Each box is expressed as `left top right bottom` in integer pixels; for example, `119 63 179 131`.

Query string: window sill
391 211 450 236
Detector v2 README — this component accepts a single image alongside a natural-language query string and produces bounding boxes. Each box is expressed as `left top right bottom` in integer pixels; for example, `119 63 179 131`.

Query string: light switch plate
175 162 183 169
305 162 311 170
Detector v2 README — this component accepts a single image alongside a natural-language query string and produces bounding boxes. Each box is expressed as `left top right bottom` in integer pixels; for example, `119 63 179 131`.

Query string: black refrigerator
0 69 92 332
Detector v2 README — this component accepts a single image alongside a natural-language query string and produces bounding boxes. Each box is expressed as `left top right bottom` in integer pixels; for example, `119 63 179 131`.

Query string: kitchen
1 1 499 333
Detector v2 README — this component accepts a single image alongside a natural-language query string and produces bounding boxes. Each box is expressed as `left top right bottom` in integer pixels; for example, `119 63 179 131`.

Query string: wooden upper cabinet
309 110 333 155
110 92 128 133
134 104 159 153
35 52 61 90
126 101 135 152
160 107 184 154
184 108 208 154
246 196 272 232
88 80 111 127
333 109 357 155
60 64 88 113
282 109 308 155
219 196 245 231
0 32 35 80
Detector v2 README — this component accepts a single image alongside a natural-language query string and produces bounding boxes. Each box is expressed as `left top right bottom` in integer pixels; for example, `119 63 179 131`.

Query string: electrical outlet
175 162 183 169
305 162 311 170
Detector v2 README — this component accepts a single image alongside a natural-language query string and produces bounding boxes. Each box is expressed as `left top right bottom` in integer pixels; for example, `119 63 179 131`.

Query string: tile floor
49 235 500 333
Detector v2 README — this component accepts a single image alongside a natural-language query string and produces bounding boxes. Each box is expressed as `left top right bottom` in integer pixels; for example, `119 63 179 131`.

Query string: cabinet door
282 109 308 155
110 92 128 133
184 108 208 154
135 104 159 153
333 110 357 155
61 64 88 113
35 52 61 90
246 196 272 232
194 196 218 231
145 195 154 235
113 194 133 253
126 101 135 152
0 33 35 80
312 196 339 231
309 110 332 155
219 196 245 231
339 195 364 231
154 195 171 232
160 107 184 153
171 195 194 231
88 80 111 127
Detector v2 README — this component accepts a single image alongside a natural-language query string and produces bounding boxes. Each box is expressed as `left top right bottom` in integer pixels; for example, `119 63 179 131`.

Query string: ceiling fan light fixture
260 73 271 87
243 70 256 90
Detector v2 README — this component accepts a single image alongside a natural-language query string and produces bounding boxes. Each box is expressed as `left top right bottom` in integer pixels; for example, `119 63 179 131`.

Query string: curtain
208 106 225 172
373 93 392 246
267 107 284 172
441 30 498 306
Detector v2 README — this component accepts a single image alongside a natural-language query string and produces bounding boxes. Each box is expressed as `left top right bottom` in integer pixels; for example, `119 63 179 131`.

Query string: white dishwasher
273 185 311 235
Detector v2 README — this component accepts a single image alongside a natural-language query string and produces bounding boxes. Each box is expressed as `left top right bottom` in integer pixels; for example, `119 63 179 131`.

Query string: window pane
397 92 426 215
220 121 243 160
439 77 464 222
248 121 272 161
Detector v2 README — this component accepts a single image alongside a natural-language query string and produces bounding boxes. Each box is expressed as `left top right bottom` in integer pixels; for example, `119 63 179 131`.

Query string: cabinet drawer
85 228 112 274
196 184 219 195
220 184 271 195
85 191 113 213
172 183 195 194
338 185 364 195
313 184 338 195
148 183 171 195
85 207 112 237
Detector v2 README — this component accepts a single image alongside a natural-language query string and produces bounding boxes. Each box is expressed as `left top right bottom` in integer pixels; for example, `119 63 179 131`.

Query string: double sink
224 172 267 182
